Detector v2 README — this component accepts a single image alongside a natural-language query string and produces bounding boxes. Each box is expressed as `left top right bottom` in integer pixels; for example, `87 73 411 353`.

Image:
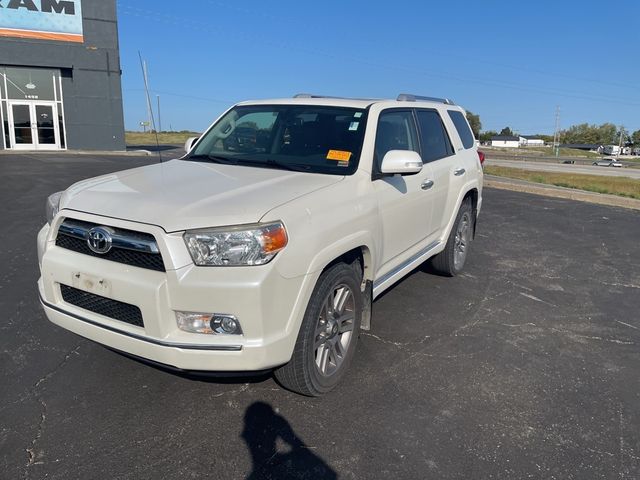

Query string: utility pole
142 60 153 132
617 125 624 157
157 95 162 133
552 106 561 157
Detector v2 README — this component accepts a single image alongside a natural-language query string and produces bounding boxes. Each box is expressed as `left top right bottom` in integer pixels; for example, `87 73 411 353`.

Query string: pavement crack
24 398 47 477
360 332 430 348
0 343 83 417
602 282 640 290
551 328 634 346
616 320 639 330
210 384 250 398
519 292 556 307
33 343 82 390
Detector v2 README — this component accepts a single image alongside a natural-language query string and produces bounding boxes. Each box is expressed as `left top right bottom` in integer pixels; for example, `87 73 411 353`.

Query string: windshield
189 105 369 175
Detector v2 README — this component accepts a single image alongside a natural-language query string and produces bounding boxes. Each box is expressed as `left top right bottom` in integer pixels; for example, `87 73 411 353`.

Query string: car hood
61 159 343 232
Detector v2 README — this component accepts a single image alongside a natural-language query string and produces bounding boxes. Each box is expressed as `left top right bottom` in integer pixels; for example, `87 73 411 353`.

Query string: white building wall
491 140 519 148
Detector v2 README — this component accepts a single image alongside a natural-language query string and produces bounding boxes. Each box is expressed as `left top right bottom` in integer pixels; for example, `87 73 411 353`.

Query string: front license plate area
71 272 112 297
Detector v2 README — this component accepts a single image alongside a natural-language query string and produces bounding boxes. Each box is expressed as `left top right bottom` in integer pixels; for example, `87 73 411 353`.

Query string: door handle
421 179 434 190
454 168 466 176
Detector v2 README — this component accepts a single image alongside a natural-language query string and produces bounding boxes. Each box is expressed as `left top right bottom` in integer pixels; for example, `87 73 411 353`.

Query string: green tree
479 130 497 143
466 111 482 137
533 134 554 143
559 123 617 145
499 127 514 137
632 130 640 145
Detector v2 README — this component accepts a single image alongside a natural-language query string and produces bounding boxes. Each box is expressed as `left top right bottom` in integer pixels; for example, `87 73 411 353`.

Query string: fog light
211 315 242 335
176 311 242 335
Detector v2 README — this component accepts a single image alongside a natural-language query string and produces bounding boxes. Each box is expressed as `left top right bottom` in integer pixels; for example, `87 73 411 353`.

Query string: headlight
46 191 64 225
183 222 288 266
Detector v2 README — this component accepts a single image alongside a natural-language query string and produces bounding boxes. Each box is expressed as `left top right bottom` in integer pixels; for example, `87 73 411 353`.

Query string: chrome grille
55 219 166 272
60 284 144 327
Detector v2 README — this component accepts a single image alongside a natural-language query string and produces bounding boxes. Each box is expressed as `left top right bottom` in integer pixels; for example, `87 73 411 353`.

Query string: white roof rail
397 93 455 105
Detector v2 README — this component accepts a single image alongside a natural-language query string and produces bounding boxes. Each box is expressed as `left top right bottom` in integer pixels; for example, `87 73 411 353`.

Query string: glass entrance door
9 102 60 150
10 104 34 149
35 105 56 146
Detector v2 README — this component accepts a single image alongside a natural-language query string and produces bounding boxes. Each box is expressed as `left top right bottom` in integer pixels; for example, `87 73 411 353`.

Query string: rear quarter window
415 110 453 163
448 110 475 149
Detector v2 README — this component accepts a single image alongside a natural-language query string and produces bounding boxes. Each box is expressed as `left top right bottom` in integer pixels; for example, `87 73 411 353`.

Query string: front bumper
37 214 316 371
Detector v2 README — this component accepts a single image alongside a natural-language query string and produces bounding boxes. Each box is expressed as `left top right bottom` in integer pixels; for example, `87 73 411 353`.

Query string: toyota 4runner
37 93 483 396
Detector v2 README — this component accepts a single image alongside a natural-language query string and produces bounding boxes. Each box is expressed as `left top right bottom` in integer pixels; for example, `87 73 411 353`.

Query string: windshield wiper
187 154 237 164
235 158 311 172
188 154 311 172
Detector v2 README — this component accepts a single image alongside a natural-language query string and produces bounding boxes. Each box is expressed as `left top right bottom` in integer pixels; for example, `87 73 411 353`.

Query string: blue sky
116 0 640 136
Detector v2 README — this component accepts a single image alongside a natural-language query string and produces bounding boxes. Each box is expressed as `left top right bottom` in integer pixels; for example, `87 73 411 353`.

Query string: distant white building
491 135 520 148
520 135 545 147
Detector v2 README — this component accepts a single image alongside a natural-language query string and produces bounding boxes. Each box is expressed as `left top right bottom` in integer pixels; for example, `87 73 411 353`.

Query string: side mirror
184 136 199 152
380 150 423 175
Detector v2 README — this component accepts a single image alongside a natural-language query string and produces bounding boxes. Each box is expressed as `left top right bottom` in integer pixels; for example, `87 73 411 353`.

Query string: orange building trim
0 28 83 43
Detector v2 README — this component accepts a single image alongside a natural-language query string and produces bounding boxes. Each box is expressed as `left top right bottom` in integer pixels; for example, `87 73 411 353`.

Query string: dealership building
0 0 125 151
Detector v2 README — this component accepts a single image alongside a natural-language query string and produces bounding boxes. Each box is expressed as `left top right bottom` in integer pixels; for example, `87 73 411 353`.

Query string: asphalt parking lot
1 152 639 479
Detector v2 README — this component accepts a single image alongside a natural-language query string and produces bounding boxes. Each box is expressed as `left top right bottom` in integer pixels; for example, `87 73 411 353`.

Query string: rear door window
415 109 454 163
447 110 475 149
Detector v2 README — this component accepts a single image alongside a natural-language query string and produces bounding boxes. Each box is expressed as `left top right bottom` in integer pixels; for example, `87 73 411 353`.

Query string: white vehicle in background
602 145 621 156
38 93 483 396
592 158 623 167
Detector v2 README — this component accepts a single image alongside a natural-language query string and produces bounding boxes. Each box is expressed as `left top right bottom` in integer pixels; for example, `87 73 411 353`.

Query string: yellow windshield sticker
327 150 352 162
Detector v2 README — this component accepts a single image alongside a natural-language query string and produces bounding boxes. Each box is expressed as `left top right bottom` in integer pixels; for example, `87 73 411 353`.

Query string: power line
117 2 640 94
116 4 640 108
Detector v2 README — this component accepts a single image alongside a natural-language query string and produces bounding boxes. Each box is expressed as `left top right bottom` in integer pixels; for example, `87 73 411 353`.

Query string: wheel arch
441 182 481 244
463 188 479 238
311 243 374 331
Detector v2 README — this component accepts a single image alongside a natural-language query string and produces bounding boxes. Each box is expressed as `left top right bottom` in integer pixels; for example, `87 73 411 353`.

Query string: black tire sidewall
302 264 363 394
446 199 474 275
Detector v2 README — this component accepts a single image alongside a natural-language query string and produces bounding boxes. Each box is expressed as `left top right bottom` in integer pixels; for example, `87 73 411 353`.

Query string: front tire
429 199 474 277
275 263 362 396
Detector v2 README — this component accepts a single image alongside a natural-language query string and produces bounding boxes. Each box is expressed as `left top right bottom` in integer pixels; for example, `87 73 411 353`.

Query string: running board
372 241 442 299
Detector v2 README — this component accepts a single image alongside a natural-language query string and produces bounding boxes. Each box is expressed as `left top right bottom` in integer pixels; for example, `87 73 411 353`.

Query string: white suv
38 94 483 396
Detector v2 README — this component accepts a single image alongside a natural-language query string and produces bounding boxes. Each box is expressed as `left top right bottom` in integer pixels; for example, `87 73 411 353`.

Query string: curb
0 149 152 156
484 176 640 211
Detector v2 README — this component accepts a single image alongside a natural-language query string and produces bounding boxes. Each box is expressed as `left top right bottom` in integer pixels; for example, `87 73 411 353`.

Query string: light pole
617 125 624 157
553 106 560 157
157 95 162 133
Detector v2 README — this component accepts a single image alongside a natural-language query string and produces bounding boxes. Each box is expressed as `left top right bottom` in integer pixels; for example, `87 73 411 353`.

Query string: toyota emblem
87 227 113 254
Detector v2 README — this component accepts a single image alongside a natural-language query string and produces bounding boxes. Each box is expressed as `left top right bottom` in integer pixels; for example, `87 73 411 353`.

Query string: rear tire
275 263 362 396
429 199 474 277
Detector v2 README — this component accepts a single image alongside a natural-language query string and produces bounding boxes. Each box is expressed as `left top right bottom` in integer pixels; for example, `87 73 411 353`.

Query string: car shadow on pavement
242 401 337 480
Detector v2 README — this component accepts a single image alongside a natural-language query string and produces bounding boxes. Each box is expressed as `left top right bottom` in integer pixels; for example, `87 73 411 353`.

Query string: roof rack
396 93 455 105
293 93 378 101
294 93 331 98
293 93 456 105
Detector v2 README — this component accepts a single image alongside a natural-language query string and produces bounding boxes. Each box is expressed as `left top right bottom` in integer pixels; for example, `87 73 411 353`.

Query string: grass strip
125 131 200 145
484 166 640 200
